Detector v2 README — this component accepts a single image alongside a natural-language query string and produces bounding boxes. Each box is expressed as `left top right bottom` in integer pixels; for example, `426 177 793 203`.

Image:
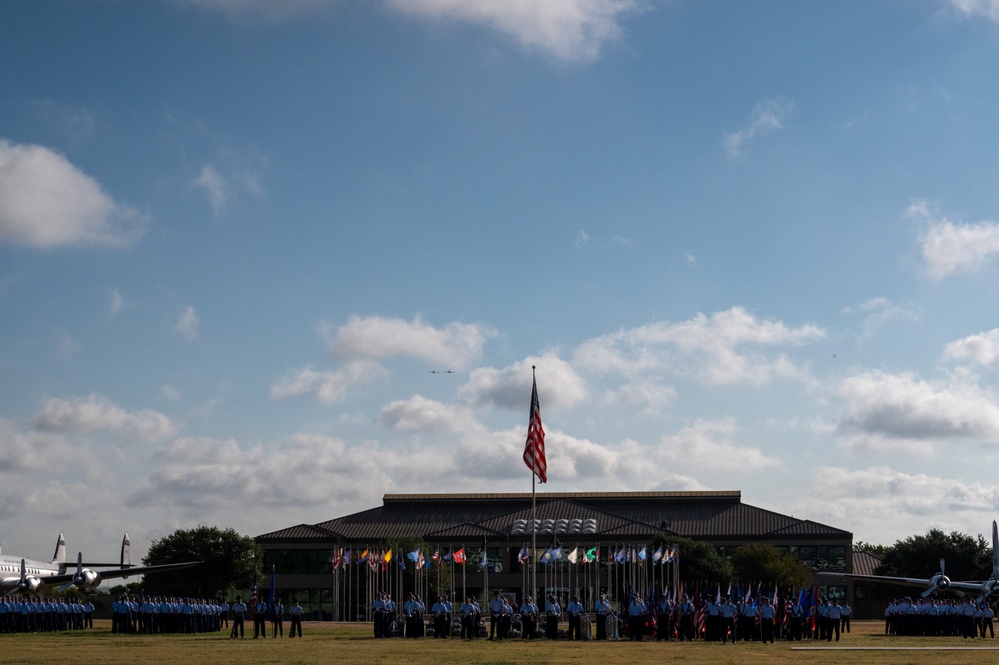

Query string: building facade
256 490 854 621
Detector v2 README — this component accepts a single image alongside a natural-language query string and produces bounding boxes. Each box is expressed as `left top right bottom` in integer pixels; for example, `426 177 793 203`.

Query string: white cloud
836 370 999 450
573 229 590 249
328 315 495 368
376 395 482 434
270 361 385 405
193 165 227 215
31 394 176 442
192 155 264 216
656 419 780 471
0 418 79 474
132 432 451 516
459 354 587 410
0 139 143 249
947 0 999 22
909 201 999 278
574 306 824 386
841 297 919 340
600 377 677 414
787 466 999 544
109 288 124 316
175 305 200 341
385 0 645 63
724 98 794 157
943 329 999 367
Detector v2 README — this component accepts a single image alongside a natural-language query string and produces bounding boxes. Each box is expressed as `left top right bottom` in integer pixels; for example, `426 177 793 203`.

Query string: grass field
3 620 999 665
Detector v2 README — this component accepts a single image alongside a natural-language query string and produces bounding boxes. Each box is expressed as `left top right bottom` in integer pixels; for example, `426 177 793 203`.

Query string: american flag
522 373 546 483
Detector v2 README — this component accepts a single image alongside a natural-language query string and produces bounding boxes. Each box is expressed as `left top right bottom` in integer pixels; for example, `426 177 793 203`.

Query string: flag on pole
522 374 547 483
407 549 421 563
454 548 467 565
586 546 598 561
518 546 529 564
567 547 578 564
479 550 489 569
417 552 426 570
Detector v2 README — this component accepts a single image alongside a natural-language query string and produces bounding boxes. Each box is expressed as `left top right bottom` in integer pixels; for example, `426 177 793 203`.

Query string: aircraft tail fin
51 532 66 565
121 532 131 568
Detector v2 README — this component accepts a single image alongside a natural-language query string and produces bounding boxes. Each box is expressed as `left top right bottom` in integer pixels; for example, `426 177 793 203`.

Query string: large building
256 490 855 620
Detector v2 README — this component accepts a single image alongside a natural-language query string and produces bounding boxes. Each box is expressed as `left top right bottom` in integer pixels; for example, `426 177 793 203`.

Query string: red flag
522 374 547 483
454 547 467 565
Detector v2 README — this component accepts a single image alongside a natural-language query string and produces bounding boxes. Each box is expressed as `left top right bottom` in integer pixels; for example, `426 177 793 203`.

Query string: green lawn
3 620 999 665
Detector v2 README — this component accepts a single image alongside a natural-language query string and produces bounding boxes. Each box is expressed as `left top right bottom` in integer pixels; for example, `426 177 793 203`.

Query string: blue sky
4 0 999 564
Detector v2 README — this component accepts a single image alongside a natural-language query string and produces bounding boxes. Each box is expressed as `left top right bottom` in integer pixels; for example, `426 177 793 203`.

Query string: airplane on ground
0 532 199 596
823 520 999 602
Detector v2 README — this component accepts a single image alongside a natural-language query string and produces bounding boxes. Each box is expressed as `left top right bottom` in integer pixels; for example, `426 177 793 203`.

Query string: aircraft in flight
825 520 999 601
0 532 199 596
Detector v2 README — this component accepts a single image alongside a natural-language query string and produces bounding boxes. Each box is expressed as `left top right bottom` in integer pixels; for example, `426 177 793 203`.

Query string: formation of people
885 597 995 638
0 597 95 632
366 589 858 642
111 595 229 634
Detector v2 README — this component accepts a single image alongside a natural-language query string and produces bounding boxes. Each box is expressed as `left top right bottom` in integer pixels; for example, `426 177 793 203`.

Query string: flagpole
530 365 538 603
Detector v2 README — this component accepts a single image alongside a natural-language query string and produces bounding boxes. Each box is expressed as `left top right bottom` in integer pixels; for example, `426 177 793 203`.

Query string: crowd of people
884 597 995 638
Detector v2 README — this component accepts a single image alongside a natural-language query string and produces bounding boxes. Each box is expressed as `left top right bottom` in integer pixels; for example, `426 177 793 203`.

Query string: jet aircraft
0 532 199 596
824 520 999 601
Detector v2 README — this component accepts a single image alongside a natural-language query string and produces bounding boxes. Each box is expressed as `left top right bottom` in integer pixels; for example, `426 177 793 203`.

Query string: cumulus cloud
270 361 386 405
909 200 999 279
656 419 780 471
175 305 200 341
836 370 999 451
31 394 176 442
943 329 999 367
600 377 677 414
574 306 824 386
0 139 143 249
328 315 495 368
459 354 587 411
788 466 999 543
724 98 794 157
0 418 79 474
376 395 482 434
385 0 644 62
133 432 451 515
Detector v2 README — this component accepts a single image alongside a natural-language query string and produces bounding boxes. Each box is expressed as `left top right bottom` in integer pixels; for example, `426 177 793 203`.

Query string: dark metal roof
257 491 851 545
256 523 342 542
853 549 883 576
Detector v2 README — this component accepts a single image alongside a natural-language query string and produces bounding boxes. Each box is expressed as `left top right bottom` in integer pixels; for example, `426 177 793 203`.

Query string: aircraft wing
821 572 936 588
40 560 201 588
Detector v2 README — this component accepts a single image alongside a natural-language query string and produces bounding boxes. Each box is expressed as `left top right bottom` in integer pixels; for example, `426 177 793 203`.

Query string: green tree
729 542 811 589
876 529 991 584
141 525 262 597
648 534 732 584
